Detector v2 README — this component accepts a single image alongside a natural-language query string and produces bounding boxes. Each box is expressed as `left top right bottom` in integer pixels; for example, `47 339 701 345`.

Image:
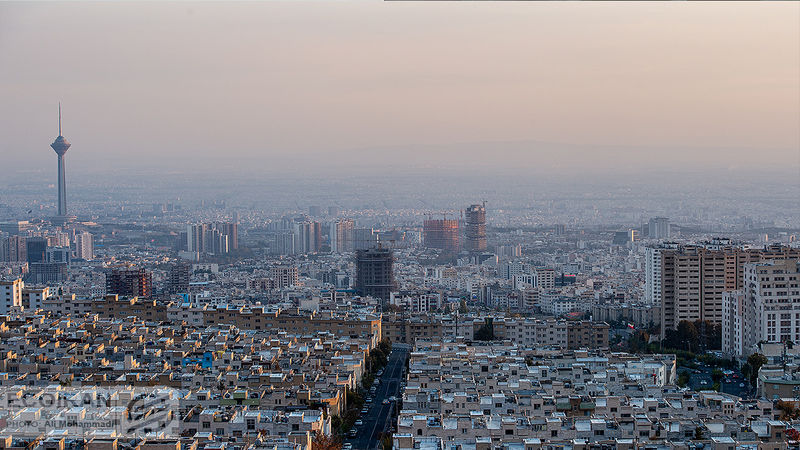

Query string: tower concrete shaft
57 154 67 216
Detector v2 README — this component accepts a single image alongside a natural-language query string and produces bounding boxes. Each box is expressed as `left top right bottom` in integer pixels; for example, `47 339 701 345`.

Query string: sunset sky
1 2 798 174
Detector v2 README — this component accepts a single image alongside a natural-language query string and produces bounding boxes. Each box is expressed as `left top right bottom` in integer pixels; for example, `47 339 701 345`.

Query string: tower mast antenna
58 102 62 136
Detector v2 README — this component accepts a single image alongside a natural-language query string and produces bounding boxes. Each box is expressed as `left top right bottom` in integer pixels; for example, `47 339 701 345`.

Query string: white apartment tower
721 291 750 358
722 259 800 357
0 278 24 314
74 231 94 260
645 246 662 305
752 259 800 345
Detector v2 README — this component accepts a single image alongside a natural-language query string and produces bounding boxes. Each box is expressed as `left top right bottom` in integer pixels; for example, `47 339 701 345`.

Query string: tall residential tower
648 217 671 240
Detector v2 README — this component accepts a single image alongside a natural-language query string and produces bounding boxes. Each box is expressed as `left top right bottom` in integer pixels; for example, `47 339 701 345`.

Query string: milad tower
50 103 72 222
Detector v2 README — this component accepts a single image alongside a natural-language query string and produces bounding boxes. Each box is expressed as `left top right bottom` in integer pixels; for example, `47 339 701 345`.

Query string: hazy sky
1 2 798 174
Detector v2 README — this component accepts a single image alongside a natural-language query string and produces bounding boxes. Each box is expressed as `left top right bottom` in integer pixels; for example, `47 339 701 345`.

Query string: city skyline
0 1 799 445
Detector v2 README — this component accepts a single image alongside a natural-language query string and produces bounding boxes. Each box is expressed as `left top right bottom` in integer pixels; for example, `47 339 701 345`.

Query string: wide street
348 344 410 449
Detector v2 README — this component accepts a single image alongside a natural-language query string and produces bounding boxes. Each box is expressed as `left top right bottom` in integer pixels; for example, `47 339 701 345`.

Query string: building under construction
423 219 460 252
464 204 487 252
106 267 152 298
355 248 395 304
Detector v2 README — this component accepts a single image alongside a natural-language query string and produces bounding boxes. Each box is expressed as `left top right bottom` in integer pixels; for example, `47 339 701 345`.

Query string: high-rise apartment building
213 226 224 254
464 204 487 252
106 267 152 298
423 219 460 252
73 231 94 260
0 278 23 314
168 263 191 294
721 290 749 358
293 220 322 254
273 231 296 255
48 232 71 248
645 246 662 305
217 222 239 250
330 219 355 253
659 240 800 337
534 268 556 290
644 243 680 305
0 236 27 262
648 217 671 240
355 248 395 303
186 223 232 255
270 266 299 288
186 223 209 253
750 259 800 346
722 259 800 357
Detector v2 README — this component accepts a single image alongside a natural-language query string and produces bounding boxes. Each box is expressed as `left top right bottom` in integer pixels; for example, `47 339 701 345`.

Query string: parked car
354 420 363 427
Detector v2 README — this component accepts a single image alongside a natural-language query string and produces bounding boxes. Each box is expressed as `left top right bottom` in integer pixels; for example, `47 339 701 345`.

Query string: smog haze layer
0 1 798 181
